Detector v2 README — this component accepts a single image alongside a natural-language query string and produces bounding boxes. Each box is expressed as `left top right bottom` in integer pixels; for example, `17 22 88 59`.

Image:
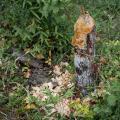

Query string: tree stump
72 8 96 96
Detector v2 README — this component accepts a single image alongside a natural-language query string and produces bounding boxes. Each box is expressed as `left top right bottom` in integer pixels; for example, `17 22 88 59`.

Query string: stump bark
72 9 96 96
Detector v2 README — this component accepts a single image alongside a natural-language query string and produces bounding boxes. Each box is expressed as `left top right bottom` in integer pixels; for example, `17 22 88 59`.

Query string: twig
0 111 8 120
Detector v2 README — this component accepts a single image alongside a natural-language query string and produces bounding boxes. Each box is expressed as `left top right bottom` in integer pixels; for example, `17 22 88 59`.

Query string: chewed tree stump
72 8 96 96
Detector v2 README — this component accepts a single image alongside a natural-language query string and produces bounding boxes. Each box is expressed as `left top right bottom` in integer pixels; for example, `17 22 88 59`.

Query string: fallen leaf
22 67 31 78
45 58 52 65
24 103 36 110
36 53 45 59
53 65 61 75
60 62 69 67
23 69 31 78
82 97 92 106
99 56 107 64
31 86 48 101
55 99 70 116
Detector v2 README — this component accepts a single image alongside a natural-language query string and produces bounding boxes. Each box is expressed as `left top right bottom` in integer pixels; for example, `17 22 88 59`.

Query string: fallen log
10 48 51 86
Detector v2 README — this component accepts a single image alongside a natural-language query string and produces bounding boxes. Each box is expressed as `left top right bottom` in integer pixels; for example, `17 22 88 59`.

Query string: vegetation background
0 0 120 120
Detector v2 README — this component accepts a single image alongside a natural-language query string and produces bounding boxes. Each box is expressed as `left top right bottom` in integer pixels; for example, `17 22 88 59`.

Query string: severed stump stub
72 8 96 96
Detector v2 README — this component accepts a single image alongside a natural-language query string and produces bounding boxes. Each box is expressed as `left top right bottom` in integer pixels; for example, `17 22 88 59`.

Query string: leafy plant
0 0 75 63
0 0 120 120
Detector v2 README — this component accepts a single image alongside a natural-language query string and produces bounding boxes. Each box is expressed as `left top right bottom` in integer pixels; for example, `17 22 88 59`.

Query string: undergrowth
0 0 120 120
0 40 120 120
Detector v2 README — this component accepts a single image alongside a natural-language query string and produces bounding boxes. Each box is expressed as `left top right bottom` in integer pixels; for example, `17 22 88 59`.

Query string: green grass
0 0 120 119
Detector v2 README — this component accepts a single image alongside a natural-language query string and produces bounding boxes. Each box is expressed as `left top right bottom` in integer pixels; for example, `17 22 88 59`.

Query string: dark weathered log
10 48 51 86
11 48 47 68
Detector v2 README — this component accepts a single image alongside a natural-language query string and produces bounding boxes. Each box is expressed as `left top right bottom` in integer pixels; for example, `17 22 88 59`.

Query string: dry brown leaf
55 99 70 116
82 97 92 106
31 86 48 101
60 62 69 67
51 86 61 96
52 65 73 90
99 56 107 64
43 82 61 96
23 69 31 78
22 67 31 78
53 65 61 76
61 70 72 87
